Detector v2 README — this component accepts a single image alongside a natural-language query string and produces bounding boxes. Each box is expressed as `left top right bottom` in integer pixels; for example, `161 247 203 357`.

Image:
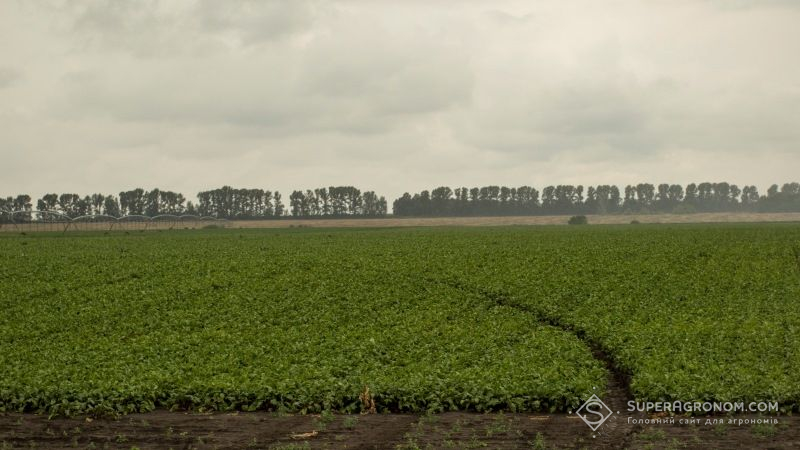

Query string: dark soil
1 410 797 449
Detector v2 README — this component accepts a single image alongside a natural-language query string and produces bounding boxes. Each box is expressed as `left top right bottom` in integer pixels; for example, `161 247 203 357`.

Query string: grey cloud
194 0 315 45
51 11 473 138
1 1 799 202
453 68 658 158
298 36 473 117
59 0 315 57
706 0 800 10
0 67 21 89
483 10 535 25
456 72 800 162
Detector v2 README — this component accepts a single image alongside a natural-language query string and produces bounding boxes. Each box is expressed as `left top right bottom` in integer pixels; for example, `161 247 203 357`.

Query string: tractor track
428 275 646 449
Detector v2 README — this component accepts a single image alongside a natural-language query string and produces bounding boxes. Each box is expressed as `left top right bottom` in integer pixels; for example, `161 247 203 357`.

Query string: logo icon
575 394 614 431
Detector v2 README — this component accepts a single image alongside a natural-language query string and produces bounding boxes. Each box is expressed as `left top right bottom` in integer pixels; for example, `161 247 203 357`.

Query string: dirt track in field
3 212 800 234
1 410 797 449
232 212 800 229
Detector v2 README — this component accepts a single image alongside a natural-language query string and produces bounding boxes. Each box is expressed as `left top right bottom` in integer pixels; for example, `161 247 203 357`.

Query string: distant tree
684 183 698 210
667 185 684 211
145 189 161 216
741 185 759 209
623 185 637 212
635 183 655 211
347 187 363 215
609 186 621 209
104 196 121 217
13 194 32 212
58 194 80 217
393 193 414 216
584 185 618 214
90 194 105 215
431 186 453 216
541 186 556 212
119 189 146 216
38 193 58 212
362 191 387 216
10 195 32 221
416 190 432 216
289 190 305 217
656 184 670 211
454 187 470 215
77 195 91 216
760 182 800 212
316 188 330 216
469 187 479 206
730 185 741 209
274 191 284 217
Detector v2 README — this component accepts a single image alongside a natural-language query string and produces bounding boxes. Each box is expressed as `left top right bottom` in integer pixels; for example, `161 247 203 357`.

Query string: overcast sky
1 0 799 202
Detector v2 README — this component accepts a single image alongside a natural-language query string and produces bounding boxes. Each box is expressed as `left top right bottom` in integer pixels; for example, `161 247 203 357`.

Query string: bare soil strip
3 212 799 233
231 212 800 229
3 410 798 449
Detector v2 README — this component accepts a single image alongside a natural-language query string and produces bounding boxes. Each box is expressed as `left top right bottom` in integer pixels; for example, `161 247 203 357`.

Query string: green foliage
752 421 777 438
1 224 798 416
342 416 359 429
429 224 800 410
567 215 588 225
530 432 546 450
0 229 603 416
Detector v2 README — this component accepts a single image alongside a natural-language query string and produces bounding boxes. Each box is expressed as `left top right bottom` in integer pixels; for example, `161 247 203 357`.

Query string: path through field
231 212 800 229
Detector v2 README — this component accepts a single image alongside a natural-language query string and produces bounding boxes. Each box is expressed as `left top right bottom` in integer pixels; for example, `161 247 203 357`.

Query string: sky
1 0 799 203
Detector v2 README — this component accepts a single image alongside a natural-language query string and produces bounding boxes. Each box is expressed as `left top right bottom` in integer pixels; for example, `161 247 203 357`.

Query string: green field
1 224 799 416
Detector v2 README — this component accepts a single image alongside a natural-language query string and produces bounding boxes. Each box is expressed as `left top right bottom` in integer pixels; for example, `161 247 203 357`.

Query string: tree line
0 185 387 220
196 186 386 218
0 189 193 219
392 182 800 216
3 182 799 221
288 187 387 217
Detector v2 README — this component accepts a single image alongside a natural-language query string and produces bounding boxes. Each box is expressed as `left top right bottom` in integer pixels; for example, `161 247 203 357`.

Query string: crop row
0 230 604 416
1 224 798 415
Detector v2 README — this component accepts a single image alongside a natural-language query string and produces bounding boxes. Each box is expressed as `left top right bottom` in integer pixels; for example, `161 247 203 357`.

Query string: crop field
1 224 799 448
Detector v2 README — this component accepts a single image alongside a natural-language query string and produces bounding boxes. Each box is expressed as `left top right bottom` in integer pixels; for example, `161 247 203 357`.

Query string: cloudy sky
1 0 799 202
